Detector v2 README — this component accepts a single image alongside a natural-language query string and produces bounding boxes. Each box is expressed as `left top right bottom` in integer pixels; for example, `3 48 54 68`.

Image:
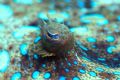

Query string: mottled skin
21 18 120 80
20 19 80 79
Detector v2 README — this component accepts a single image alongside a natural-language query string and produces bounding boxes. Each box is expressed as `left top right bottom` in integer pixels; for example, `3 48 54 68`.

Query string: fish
20 18 120 80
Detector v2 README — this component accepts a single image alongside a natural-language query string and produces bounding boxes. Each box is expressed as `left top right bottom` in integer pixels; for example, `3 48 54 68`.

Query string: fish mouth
46 30 60 40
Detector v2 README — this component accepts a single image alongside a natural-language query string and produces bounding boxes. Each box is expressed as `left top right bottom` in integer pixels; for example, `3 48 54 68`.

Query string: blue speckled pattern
0 0 120 80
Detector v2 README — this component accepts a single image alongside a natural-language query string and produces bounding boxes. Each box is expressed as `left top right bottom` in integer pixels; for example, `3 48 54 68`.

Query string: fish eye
47 31 59 40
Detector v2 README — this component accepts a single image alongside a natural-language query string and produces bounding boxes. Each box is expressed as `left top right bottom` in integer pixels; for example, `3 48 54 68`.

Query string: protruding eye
47 31 59 40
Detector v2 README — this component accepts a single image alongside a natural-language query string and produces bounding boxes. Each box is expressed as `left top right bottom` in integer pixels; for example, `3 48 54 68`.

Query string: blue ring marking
19 43 28 55
59 75 66 80
68 62 72 66
81 64 87 67
95 67 104 72
33 53 39 59
91 45 96 48
53 66 56 70
0 50 10 72
37 12 48 20
48 10 56 15
117 78 120 80
36 0 43 3
117 16 120 21
64 0 71 3
77 1 85 8
73 60 78 65
72 76 80 80
89 71 97 77
113 72 120 75
43 72 51 79
32 70 40 79
34 36 41 43
105 78 110 80
10 72 22 80
0 4 13 19
42 64 46 68
106 35 115 42
97 58 106 61
78 69 86 74
76 41 88 51
106 46 116 54
86 37 97 43
65 68 69 73
13 0 33 5
113 58 119 61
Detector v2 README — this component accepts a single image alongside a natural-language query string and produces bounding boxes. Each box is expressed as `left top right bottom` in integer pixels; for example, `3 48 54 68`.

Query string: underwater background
0 0 120 80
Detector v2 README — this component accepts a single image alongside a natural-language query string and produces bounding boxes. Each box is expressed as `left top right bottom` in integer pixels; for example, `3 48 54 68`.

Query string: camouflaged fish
20 18 120 80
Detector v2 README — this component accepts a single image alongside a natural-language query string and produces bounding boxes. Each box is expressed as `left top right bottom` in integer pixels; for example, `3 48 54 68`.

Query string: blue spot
33 53 39 59
11 72 22 80
105 78 110 80
32 70 40 79
86 37 97 43
37 12 48 20
65 68 69 72
56 18 64 23
113 58 119 61
78 69 86 74
19 43 28 55
81 64 87 67
91 1 97 7
95 67 104 72
13 0 33 5
72 76 80 80
79 45 88 51
48 10 56 15
91 45 96 48
117 78 120 80
106 46 116 54
0 4 13 19
82 56 90 61
36 0 43 3
76 41 88 51
70 26 88 33
113 72 120 75
106 36 115 42
53 66 56 70
0 24 4 30
20 26 40 31
44 72 51 79
97 58 106 61
77 1 84 8
74 60 78 65
0 50 10 72
117 16 120 21
59 76 66 80
34 36 41 43
42 64 46 68
68 62 72 66
12 32 24 39
89 71 97 77
64 0 71 3
61 12 70 18
80 14 108 25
